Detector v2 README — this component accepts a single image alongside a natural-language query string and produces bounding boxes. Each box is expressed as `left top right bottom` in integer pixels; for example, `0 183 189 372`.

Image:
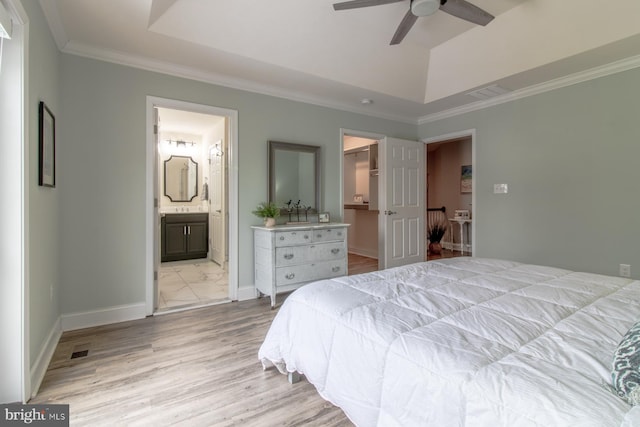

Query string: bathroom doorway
147 99 237 314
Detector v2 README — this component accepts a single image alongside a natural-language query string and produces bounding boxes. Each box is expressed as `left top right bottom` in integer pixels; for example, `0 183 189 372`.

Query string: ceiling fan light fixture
411 0 440 17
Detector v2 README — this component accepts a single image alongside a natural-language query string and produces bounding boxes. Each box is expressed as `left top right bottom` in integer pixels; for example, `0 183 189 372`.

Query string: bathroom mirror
268 141 320 213
164 155 198 202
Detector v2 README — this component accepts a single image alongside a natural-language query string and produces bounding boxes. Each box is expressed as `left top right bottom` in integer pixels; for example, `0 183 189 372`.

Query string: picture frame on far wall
460 165 472 193
39 101 56 187
318 212 330 223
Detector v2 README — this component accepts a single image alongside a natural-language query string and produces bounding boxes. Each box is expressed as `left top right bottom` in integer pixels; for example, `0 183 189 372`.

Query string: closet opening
343 134 380 275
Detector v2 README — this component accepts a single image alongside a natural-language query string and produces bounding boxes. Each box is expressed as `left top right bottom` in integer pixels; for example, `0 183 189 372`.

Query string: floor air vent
70 350 89 359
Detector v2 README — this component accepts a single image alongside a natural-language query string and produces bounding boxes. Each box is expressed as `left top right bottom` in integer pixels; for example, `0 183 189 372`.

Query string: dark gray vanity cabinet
161 213 208 262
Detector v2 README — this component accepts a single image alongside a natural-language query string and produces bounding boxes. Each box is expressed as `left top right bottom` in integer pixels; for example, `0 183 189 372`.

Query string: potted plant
252 202 280 227
427 222 447 255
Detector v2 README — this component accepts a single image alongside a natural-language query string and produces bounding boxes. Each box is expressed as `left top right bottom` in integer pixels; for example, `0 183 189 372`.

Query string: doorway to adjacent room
146 98 238 315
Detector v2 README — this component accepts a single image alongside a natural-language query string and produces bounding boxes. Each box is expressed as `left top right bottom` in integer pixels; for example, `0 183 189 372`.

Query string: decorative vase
264 217 276 227
428 242 442 255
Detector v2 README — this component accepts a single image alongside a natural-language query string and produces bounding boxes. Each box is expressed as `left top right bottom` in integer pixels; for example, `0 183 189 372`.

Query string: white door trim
145 97 239 314
422 128 476 256
1 0 30 403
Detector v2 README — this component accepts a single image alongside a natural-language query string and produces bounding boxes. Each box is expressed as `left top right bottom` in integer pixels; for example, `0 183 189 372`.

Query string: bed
258 257 640 426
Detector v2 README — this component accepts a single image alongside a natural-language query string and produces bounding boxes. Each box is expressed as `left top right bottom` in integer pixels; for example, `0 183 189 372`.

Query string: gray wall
23 0 61 369
57 54 417 314
419 68 640 278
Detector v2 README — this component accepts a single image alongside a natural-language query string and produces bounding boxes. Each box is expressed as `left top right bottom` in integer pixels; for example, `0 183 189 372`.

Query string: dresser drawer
312 227 346 243
276 260 347 287
314 259 347 279
308 241 346 262
274 230 312 247
275 246 307 267
275 264 315 286
276 242 346 267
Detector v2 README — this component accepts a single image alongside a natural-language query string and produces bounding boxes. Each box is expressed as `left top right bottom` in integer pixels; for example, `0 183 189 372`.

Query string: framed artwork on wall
318 212 330 223
39 101 56 187
460 165 472 193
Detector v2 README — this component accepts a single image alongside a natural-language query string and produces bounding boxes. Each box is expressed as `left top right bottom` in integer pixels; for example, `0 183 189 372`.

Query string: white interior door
379 137 425 269
209 140 225 266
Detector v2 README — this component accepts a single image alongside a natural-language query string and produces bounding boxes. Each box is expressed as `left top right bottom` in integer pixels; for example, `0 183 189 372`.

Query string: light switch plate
494 184 508 194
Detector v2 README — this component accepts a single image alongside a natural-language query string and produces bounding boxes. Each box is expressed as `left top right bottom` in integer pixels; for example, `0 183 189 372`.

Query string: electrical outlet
620 264 631 278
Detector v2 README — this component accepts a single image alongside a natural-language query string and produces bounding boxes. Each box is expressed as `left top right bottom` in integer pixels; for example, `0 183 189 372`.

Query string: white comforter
258 258 640 426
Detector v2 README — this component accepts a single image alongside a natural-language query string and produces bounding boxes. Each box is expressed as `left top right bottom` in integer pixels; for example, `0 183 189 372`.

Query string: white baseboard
237 286 257 301
60 302 147 332
30 317 62 398
439 242 472 253
347 247 378 259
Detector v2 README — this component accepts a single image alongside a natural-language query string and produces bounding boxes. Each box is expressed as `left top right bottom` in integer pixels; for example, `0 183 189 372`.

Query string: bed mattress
258 257 640 426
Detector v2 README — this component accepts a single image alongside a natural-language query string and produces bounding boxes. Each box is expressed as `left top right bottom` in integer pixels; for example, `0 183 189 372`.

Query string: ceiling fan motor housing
411 0 440 16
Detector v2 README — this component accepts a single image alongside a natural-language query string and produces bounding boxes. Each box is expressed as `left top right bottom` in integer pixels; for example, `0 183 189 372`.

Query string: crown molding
60 40 417 125
42 0 640 128
418 54 640 125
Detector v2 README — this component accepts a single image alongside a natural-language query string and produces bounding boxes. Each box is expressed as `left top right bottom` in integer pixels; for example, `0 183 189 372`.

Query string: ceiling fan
333 0 495 45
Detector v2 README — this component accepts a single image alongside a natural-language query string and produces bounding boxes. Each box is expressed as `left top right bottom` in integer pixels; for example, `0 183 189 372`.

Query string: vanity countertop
160 207 208 214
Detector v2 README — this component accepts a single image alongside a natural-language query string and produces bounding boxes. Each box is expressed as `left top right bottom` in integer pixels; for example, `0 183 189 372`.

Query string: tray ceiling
42 0 640 122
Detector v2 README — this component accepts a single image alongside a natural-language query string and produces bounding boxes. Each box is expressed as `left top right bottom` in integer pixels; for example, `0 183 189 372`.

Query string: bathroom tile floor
157 259 229 312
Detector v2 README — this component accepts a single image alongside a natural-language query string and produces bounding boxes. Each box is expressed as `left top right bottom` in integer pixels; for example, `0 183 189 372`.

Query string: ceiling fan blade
333 0 404 11
390 9 418 45
439 0 494 26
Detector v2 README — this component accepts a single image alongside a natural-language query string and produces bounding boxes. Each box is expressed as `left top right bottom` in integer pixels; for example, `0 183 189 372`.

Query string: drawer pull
331 248 340 254
284 254 294 260
279 236 285 240
285 273 295 280
304 234 309 239
317 234 322 238
332 266 341 273
337 232 343 237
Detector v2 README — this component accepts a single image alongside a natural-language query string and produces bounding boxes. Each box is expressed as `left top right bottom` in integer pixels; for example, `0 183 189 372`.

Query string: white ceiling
41 0 640 123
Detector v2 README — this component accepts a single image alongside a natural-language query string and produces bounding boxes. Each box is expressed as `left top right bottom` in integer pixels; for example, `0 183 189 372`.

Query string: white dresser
252 223 349 307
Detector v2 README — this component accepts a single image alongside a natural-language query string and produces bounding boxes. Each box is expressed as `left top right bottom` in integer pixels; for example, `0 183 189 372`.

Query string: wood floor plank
31 298 353 426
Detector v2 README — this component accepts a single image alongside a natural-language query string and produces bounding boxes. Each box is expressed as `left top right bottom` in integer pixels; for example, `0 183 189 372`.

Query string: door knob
384 210 397 215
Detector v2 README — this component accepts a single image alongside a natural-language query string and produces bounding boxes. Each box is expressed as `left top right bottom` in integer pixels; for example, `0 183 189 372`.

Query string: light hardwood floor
32 298 352 426
32 254 468 426
347 249 468 276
